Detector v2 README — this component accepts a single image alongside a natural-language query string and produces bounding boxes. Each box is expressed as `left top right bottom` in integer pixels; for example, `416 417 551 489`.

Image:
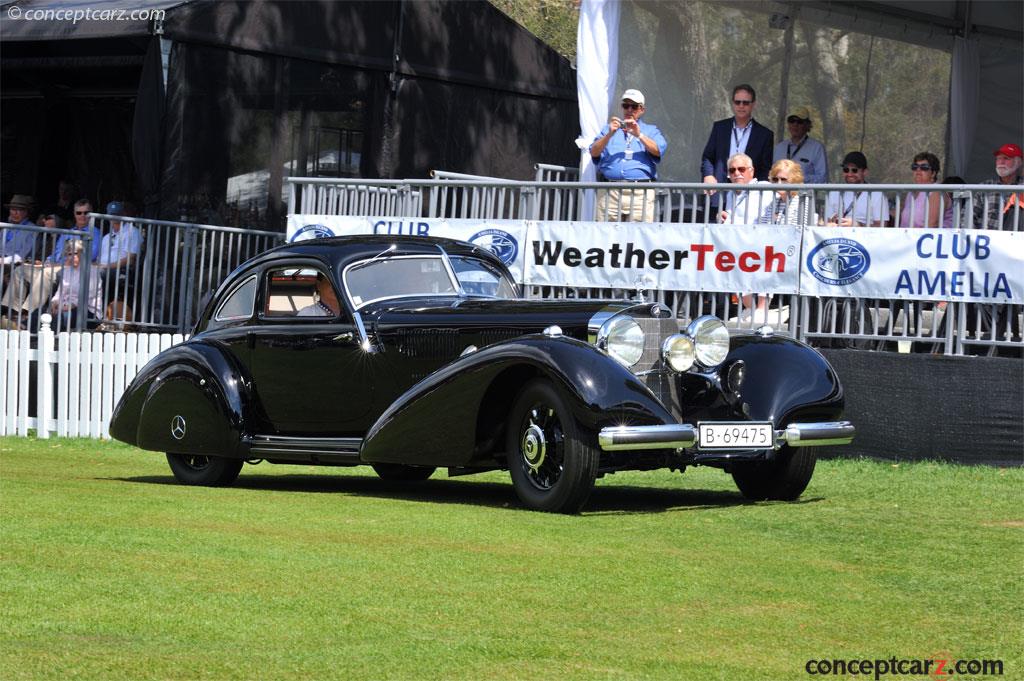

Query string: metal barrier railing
285 177 1023 356
1 217 284 335
288 176 1024 229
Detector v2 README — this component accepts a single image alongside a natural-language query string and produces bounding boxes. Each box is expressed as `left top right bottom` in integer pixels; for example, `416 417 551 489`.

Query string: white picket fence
0 318 185 439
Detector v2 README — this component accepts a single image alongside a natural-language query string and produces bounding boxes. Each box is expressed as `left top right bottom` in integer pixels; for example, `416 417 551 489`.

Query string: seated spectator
824 152 889 226
0 201 101 321
2 194 38 263
755 159 819 225
898 152 954 228
95 200 142 308
50 180 78 223
718 153 771 224
973 143 1023 230
32 240 103 332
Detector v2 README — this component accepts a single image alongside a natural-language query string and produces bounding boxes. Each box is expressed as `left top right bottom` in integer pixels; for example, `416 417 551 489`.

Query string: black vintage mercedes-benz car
110 235 854 513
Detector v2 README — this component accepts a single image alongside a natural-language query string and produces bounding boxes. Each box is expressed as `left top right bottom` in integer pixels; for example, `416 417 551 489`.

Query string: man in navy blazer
701 85 774 210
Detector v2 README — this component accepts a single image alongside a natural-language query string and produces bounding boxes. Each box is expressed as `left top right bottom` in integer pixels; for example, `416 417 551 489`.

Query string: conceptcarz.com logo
806 238 871 286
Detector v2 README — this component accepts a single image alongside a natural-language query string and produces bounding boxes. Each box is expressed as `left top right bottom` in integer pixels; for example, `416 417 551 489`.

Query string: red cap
993 143 1022 158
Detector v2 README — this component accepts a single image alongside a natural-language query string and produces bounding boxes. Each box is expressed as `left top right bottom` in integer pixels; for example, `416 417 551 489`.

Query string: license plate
698 422 774 450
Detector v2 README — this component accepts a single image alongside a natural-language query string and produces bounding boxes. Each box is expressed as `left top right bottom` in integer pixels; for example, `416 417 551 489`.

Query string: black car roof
195 235 515 333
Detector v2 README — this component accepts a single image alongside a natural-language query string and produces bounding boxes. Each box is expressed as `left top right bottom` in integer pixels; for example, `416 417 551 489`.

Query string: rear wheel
166 453 243 487
731 446 817 501
371 463 436 481
506 379 599 513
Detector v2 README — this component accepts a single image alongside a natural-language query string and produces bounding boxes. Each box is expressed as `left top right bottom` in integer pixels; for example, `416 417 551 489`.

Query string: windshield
345 256 457 308
344 253 518 308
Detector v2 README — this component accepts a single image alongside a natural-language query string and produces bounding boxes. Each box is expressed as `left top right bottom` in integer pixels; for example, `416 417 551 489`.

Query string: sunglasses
733 99 752 106
622 102 641 110
787 117 808 124
911 163 932 171
75 210 90 215
842 166 863 173
770 176 791 183
727 166 750 174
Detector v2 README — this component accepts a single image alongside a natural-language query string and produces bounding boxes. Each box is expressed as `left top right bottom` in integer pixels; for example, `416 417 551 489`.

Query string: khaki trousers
1 263 61 311
596 184 657 222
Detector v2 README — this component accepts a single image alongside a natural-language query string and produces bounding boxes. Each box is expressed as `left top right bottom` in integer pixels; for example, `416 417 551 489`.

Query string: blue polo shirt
47 225 102 263
591 120 668 181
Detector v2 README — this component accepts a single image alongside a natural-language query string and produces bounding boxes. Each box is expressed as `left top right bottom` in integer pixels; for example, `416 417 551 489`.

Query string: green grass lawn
1 437 1021 681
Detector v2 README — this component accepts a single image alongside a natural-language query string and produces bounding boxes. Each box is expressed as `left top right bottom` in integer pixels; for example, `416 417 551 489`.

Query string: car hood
362 297 629 339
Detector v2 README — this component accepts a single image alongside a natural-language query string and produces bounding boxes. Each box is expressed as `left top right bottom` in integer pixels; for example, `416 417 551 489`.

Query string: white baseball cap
621 89 645 106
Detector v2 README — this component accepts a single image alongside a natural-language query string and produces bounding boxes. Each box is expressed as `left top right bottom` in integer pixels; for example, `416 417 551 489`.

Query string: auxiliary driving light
661 334 695 372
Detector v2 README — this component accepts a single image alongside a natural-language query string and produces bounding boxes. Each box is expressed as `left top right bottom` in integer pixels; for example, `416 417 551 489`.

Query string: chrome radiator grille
634 316 683 416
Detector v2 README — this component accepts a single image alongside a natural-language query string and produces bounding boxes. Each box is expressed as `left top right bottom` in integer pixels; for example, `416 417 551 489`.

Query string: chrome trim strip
435 243 465 297
598 424 697 451
780 421 856 447
249 435 363 454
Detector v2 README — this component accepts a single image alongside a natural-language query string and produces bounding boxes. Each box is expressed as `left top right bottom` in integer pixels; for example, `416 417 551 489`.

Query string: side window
214 276 257 321
263 266 341 318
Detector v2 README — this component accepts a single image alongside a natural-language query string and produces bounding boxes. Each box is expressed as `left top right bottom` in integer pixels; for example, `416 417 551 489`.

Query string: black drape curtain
132 37 166 219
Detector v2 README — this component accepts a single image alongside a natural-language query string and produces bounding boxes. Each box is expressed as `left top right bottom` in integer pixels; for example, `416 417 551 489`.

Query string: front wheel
731 445 817 501
371 463 436 481
506 379 599 513
166 453 243 487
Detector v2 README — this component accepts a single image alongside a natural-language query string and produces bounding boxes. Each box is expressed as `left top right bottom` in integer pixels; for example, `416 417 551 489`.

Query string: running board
246 435 363 464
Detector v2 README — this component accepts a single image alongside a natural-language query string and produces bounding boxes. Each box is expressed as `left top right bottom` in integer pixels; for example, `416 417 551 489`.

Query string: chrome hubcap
521 423 547 472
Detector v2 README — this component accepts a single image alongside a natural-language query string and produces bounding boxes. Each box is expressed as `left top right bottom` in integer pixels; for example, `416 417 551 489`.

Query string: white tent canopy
577 0 1023 187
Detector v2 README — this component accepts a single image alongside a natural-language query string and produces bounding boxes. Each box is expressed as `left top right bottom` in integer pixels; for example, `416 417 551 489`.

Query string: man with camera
589 89 668 222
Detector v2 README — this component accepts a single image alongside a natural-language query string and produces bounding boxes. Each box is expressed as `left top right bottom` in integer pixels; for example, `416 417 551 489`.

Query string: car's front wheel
166 453 243 486
506 379 599 513
371 463 436 481
731 445 817 501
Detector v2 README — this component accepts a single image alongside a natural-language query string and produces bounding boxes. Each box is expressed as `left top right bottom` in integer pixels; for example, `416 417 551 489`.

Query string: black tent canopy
1 0 580 227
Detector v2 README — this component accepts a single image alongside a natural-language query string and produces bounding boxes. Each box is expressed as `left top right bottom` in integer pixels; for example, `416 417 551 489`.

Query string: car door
245 262 381 436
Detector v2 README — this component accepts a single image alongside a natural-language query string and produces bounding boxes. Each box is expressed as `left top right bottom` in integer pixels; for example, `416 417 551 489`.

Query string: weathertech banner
524 221 802 293
286 215 1022 302
802 226 1023 302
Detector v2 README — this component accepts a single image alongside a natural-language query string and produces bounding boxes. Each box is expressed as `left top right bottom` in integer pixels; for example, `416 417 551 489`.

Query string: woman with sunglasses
898 152 955 228
755 159 818 225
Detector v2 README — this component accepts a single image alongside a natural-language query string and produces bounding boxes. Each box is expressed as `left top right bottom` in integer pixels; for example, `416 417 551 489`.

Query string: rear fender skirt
109 342 256 457
360 335 676 467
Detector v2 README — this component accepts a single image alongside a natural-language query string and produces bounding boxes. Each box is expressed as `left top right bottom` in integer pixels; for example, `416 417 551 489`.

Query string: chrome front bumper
598 421 856 452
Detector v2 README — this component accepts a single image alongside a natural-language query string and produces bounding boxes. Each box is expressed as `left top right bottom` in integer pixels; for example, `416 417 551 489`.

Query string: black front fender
109 341 255 458
360 335 676 466
727 332 845 425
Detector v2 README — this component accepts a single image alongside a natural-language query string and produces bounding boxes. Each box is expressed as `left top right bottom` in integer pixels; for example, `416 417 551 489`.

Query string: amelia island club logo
289 223 335 243
469 228 519 266
806 237 871 286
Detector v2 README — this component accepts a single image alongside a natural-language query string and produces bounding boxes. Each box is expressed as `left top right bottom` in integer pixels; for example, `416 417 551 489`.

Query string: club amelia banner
287 215 1022 303
802 227 1022 303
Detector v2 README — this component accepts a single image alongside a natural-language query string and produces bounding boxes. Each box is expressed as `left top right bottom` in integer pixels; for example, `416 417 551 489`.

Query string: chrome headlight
686 315 730 368
661 334 695 372
597 316 645 367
